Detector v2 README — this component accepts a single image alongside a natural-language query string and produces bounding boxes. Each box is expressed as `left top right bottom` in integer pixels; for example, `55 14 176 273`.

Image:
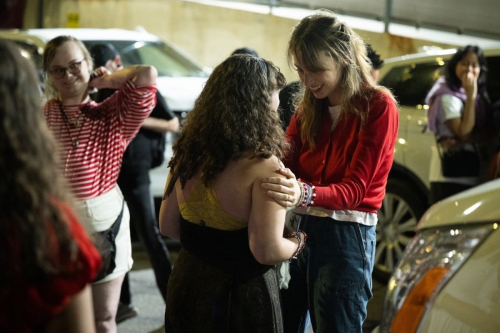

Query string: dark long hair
445 45 488 92
287 10 395 148
0 39 78 288
168 54 287 188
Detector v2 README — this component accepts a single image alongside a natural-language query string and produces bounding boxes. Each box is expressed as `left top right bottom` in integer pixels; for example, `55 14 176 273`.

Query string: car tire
374 177 427 283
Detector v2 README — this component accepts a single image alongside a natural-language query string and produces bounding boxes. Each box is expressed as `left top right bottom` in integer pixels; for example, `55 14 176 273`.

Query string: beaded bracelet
285 230 308 261
295 180 305 207
297 181 316 208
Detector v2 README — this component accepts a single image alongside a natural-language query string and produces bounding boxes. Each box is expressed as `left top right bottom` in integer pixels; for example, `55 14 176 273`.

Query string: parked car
0 28 209 198
375 178 500 333
374 45 500 281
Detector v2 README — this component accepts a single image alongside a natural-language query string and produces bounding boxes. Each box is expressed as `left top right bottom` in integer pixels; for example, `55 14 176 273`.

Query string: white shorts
74 186 133 284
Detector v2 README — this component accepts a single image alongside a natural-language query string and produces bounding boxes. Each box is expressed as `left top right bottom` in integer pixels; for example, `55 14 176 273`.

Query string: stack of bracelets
297 180 316 208
285 230 308 261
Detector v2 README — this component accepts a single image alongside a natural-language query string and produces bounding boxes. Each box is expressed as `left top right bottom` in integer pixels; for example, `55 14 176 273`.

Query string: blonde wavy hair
42 35 94 100
288 10 395 148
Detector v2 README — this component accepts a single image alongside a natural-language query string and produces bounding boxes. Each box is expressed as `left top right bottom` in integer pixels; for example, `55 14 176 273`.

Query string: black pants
119 181 172 302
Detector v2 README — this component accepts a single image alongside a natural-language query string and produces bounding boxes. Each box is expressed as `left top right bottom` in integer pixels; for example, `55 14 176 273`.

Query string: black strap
164 171 179 199
435 135 445 160
110 200 125 236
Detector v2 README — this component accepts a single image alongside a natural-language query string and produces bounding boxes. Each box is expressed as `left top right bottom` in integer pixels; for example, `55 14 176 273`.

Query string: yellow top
179 180 248 231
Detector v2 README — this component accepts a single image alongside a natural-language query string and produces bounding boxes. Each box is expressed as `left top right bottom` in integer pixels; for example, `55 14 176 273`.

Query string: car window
12 41 42 66
125 42 206 77
380 62 444 106
84 40 206 78
382 55 500 107
83 40 135 66
11 40 44 89
486 56 500 104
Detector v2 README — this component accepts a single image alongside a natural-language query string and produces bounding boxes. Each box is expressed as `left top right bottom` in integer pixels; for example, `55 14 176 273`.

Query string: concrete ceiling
272 0 500 40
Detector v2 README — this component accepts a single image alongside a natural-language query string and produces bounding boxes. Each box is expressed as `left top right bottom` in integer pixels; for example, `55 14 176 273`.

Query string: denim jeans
281 215 376 333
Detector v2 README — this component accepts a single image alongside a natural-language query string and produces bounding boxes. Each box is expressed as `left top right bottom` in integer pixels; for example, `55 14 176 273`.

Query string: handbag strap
435 135 445 160
110 200 125 237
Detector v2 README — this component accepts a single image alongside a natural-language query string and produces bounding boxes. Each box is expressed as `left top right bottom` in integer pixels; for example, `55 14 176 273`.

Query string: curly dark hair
366 43 384 70
169 54 287 188
445 45 487 92
0 39 78 289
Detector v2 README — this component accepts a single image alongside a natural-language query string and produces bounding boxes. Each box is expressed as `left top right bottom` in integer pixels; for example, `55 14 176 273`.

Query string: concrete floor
117 248 166 333
117 241 386 333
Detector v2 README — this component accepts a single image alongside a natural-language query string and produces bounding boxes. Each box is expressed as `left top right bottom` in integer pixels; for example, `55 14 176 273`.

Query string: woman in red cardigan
262 10 399 333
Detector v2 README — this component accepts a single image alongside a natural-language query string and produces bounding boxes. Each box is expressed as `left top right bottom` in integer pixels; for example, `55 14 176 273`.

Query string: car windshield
83 40 207 78
380 54 500 107
380 62 444 106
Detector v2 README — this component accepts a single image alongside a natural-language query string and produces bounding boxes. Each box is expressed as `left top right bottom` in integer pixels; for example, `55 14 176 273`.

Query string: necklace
59 101 89 148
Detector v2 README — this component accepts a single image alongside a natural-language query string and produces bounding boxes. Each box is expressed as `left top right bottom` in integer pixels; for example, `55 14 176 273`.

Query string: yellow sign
67 12 79 28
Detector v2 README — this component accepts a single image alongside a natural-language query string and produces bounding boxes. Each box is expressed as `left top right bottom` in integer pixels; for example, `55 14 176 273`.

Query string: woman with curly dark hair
0 39 101 332
159 54 306 332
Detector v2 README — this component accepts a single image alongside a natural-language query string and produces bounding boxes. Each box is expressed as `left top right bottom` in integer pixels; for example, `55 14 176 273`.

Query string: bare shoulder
245 155 286 181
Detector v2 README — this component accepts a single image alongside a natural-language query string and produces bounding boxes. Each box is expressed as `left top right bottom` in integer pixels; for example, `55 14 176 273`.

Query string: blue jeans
281 215 375 333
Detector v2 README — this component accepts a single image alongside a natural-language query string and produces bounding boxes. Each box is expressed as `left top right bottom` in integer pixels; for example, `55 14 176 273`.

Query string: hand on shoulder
258 157 301 208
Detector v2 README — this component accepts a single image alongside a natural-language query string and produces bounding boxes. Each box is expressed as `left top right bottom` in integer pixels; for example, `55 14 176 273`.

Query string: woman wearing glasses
43 36 157 333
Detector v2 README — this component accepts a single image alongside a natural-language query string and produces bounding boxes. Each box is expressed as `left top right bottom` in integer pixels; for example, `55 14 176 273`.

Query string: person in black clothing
231 47 259 57
366 43 384 82
90 43 179 323
278 81 301 131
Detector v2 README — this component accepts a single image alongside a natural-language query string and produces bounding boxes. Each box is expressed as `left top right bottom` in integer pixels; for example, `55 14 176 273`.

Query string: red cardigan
284 91 399 213
0 201 102 332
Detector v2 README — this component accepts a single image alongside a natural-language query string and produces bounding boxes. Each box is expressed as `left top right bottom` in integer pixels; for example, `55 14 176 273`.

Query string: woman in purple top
426 45 494 204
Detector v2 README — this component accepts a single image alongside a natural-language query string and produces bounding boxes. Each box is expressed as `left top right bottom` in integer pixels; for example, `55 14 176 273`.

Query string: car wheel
374 178 427 282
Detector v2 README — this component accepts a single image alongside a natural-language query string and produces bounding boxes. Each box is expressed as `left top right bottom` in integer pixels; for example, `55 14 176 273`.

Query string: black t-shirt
279 81 300 132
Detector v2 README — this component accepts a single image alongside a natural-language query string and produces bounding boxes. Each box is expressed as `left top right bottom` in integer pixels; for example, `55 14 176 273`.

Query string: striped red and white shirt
44 81 157 199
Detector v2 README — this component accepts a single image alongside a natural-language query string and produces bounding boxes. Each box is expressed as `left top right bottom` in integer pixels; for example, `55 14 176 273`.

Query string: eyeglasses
48 59 86 79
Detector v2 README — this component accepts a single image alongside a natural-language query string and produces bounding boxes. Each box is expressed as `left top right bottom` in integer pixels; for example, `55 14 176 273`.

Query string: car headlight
379 223 497 333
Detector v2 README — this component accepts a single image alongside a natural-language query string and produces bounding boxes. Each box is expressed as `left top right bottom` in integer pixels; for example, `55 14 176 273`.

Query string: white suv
0 28 209 198
374 45 500 281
